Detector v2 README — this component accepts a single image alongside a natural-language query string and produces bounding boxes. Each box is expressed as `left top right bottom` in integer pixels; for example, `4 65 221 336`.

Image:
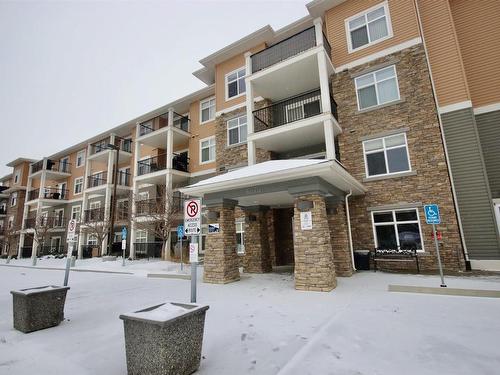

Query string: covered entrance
180 159 365 291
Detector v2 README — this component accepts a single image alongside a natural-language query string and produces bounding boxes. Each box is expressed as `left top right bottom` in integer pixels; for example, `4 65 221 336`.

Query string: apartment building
2 0 499 290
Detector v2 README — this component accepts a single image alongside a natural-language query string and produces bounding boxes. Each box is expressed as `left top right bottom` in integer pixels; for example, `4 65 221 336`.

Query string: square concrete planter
11 285 70 333
120 302 209 375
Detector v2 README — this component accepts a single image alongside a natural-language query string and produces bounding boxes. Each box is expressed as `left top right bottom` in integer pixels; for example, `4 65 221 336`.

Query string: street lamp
106 142 120 257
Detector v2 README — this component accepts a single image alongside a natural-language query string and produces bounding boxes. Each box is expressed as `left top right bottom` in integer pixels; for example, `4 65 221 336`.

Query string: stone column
203 199 240 284
242 206 272 273
293 194 336 291
327 201 353 277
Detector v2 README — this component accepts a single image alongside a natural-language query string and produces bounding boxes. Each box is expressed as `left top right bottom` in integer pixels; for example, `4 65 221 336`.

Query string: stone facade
203 200 240 284
293 194 336 291
327 202 353 277
332 44 465 272
242 206 272 273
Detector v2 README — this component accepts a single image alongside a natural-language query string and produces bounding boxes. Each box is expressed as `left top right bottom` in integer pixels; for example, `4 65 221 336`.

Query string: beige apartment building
1 0 499 290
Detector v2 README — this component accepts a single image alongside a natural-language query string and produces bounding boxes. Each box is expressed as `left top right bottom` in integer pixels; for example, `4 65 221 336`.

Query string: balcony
0 207 6 215
27 187 69 203
24 216 66 230
84 207 105 223
114 170 132 187
89 136 133 163
88 174 107 189
138 112 190 149
249 89 340 153
30 159 72 177
137 153 189 179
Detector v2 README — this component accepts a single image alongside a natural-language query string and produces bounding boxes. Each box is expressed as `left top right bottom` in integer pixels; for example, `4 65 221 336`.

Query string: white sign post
64 219 77 286
184 199 201 303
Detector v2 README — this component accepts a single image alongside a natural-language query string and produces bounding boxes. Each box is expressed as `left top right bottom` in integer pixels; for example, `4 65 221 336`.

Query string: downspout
345 190 356 271
413 0 470 266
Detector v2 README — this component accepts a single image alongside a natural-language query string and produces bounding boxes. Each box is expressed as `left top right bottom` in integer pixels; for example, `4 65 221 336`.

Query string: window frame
227 115 248 146
362 132 411 178
345 1 393 53
199 136 216 164
200 96 216 124
10 192 18 207
76 150 86 168
87 234 98 246
14 169 21 184
74 177 83 195
225 66 246 101
136 229 148 243
354 65 400 111
236 221 245 255
71 205 81 222
371 208 425 252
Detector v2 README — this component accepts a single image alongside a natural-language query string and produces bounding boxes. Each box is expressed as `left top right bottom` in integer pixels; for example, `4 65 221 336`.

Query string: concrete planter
11 286 70 333
120 302 209 375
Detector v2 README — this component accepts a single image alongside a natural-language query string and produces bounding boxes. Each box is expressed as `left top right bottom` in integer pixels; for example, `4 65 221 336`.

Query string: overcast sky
0 0 309 176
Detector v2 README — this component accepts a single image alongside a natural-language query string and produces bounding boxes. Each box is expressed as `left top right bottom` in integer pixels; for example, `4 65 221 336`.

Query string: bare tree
0 225 19 258
80 213 112 257
132 185 182 260
25 215 53 264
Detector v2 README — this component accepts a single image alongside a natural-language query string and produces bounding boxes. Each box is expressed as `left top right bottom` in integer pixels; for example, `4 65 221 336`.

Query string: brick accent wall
332 44 465 272
327 202 353 277
293 194 336 291
242 207 272 273
203 202 240 284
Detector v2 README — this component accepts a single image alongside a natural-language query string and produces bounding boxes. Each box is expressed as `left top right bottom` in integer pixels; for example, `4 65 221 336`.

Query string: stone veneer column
293 194 336 291
242 206 272 273
327 202 353 277
203 199 240 284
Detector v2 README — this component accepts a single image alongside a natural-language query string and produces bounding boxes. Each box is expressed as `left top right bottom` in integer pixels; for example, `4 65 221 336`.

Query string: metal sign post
64 219 77 286
424 204 446 287
177 225 184 271
189 240 198 303
184 199 201 303
121 227 127 267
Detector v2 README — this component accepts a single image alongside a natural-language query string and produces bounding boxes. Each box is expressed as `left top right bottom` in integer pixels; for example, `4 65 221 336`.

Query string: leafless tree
132 185 182 259
29 215 54 258
0 225 19 258
80 214 112 257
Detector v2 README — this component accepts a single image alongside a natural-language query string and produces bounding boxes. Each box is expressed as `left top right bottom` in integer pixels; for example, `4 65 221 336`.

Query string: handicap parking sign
177 225 184 238
424 204 440 225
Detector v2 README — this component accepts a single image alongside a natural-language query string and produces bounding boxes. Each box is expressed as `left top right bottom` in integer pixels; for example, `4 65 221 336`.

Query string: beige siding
450 0 500 108
417 0 470 107
188 100 216 173
325 0 420 68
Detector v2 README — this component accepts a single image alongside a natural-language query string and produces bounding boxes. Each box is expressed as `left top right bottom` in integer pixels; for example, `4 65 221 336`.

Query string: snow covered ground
0 264 499 375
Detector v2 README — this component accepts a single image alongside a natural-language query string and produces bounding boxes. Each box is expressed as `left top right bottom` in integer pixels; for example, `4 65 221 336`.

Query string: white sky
0 0 309 177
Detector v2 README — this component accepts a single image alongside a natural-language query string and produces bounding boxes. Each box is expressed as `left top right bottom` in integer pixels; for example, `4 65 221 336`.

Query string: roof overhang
306 0 347 18
6 158 37 167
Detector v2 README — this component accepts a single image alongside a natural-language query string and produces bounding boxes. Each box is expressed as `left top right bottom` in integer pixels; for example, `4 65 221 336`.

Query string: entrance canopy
180 160 366 207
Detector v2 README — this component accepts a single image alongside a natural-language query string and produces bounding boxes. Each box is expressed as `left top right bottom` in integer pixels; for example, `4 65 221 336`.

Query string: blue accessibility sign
121 227 127 240
177 225 184 238
424 204 441 225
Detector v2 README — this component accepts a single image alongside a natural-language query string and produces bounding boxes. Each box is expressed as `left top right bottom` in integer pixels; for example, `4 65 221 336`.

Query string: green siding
476 110 500 199
441 108 500 260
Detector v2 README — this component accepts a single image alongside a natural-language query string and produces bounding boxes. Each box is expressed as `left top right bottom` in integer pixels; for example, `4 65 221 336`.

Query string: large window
346 2 392 52
136 230 147 243
71 205 81 222
225 67 246 100
355 65 399 110
74 177 83 194
10 192 17 207
372 208 423 251
200 97 215 123
87 234 98 246
363 133 410 178
76 150 86 168
236 221 245 254
200 137 216 164
227 115 247 146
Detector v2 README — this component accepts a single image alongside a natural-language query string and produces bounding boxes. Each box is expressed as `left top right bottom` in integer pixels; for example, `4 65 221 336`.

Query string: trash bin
120 302 209 375
354 250 371 270
11 285 70 333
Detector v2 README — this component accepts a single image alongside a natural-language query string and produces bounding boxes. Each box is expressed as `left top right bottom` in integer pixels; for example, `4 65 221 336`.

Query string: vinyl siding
450 0 500 108
475 110 500 199
441 108 500 259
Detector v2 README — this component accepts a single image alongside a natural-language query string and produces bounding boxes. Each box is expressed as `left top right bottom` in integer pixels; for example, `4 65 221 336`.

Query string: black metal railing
0 207 6 215
90 138 110 155
31 160 44 174
251 27 316 72
24 215 66 229
139 112 189 137
27 187 69 201
135 196 182 216
173 153 189 172
31 159 71 174
88 174 107 188
173 112 189 132
137 155 167 176
114 170 131 186
84 207 105 223
39 245 66 256
114 136 132 153
134 242 163 259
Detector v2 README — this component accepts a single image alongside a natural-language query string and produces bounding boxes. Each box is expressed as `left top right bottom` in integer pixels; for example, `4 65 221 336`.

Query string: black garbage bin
354 250 371 270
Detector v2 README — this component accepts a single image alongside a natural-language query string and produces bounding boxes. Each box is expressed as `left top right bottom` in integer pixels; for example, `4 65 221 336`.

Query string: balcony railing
31 159 72 175
114 136 133 153
134 242 163 259
253 89 338 132
137 153 189 176
27 187 69 201
88 174 107 188
84 207 105 223
24 216 66 229
135 196 182 216
39 245 66 256
114 170 131 187
251 27 332 73
0 207 6 215
139 112 190 137
90 138 110 155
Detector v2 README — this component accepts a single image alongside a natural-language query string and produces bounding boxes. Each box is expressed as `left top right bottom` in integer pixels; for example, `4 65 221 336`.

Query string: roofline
0 173 13 181
6 158 38 167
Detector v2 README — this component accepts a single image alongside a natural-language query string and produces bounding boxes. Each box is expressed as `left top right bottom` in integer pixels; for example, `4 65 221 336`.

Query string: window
76 150 86 168
346 2 392 52
74 177 83 194
236 221 245 254
14 170 21 184
71 205 81 222
54 209 64 227
363 133 410 178
355 65 399 110
10 192 17 207
200 137 216 164
200 97 216 123
372 208 423 251
136 230 147 243
8 216 14 229
87 234 98 246
89 201 100 210
226 67 246 100
227 115 247 146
